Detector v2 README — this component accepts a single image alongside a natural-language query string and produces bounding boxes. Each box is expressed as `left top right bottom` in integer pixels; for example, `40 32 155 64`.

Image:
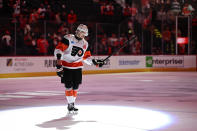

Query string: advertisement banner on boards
0 57 56 74
83 56 145 70
146 56 184 68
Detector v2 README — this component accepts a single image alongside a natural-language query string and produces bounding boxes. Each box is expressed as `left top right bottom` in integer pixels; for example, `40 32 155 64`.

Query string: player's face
76 30 86 39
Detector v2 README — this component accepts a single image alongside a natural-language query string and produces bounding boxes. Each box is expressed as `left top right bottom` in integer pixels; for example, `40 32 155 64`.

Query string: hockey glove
92 59 105 67
56 65 64 77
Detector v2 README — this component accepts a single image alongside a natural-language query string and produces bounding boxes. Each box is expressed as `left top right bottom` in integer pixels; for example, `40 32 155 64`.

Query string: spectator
24 32 37 55
130 3 138 18
29 8 39 24
45 5 54 20
24 22 31 35
178 44 186 55
47 32 61 55
1 30 12 55
37 34 49 55
98 34 108 55
128 20 134 32
55 12 61 24
142 0 151 16
123 4 131 17
108 33 118 54
67 10 77 25
162 26 171 54
37 3 46 20
105 2 114 16
157 6 166 22
100 1 115 16
58 22 69 35
143 17 151 29
61 11 67 22
190 0 197 16
67 10 77 31
182 3 195 16
100 2 107 15
24 32 32 48
119 33 127 54
19 14 28 30
133 36 141 55
12 0 20 18
170 0 181 16
164 0 171 13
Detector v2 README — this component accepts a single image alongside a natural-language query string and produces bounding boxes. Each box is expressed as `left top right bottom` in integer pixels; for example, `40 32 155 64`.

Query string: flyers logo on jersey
71 46 84 57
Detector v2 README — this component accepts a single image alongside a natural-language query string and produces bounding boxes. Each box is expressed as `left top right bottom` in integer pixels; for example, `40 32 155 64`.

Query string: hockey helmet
75 24 88 38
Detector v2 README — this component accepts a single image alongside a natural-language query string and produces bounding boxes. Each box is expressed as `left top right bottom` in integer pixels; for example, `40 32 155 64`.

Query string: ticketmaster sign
146 56 184 67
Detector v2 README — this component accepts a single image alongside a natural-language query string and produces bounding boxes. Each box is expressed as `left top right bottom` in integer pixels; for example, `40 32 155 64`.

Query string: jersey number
71 46 84 57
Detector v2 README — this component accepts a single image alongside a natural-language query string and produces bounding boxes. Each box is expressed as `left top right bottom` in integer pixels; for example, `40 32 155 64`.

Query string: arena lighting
177 37 188 44
0 105 172 131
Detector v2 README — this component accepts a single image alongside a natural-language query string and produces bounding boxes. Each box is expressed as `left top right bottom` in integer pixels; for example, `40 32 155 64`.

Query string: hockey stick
102 35 137 62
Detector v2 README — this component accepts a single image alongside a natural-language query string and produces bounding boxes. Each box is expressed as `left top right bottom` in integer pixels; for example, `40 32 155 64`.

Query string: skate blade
67 110 78 115
73 111 78 115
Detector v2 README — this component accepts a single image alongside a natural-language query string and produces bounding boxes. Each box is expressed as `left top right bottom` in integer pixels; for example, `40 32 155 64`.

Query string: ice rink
0 72 197 131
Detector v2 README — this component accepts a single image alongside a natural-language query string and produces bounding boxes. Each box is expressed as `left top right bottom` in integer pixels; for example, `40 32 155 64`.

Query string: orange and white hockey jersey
54 34 93 69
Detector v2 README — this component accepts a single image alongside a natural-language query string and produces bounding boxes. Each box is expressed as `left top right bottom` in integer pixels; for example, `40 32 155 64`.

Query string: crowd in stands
120 0 197 54
0 0 197 56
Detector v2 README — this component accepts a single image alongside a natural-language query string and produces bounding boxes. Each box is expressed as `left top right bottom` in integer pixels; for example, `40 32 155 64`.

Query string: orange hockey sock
73 90 77 97
65 90 74 103
65 90 73 96
73 90 77 103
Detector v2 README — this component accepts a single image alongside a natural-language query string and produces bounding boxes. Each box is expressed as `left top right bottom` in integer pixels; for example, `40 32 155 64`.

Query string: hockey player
54 24 104 113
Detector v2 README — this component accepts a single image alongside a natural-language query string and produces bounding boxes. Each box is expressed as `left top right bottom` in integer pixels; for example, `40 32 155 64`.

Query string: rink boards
0 55 196 78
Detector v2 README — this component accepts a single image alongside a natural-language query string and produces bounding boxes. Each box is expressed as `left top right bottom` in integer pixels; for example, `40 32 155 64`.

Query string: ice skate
67 103 74 114
72 103 78 114
67 103 78 114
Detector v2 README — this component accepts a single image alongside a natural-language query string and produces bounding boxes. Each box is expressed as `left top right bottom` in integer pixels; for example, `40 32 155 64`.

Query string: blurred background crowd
0 0 197 56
